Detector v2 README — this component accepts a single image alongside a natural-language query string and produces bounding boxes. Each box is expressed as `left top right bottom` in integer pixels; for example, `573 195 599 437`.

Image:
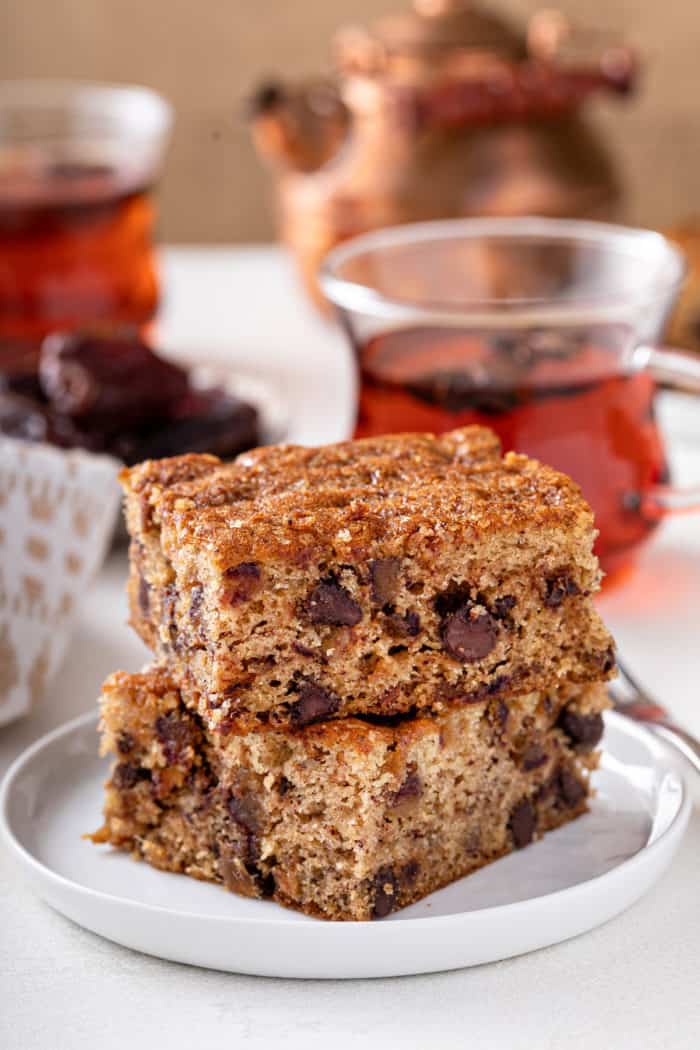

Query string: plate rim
0 708 691 934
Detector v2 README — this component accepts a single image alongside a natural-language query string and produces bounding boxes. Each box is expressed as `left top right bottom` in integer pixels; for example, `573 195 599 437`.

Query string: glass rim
319 217 687 326
0 78 173 140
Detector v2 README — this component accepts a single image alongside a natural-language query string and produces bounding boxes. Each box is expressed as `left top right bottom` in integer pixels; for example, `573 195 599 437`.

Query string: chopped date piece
39 330 189 421
227 791 261 836
372 866 400 919
557 768 587 808
2 329 261 464
303 577 362 627
113 390 259 466
222 563 261 605
154 712 195 764
392 768 423 805
369 558 401 605
509 798 536 849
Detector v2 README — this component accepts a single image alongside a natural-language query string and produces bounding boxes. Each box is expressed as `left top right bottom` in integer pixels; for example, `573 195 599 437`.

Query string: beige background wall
2 0 699 241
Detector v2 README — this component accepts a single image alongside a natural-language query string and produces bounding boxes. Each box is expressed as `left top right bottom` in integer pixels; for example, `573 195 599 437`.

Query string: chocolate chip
543 574 580 609
401 860 420 885
369 558 401 605
492 595 516 619
155 712 195 764
116 732 135 755
137 574 150 617
288 680 340 726
304 577 362 627
112 763 151 790
392 768 422 805
509 798 536 848
372 866 400 919
227 792 260 835
442 607 498 663
558 768 586 807
384 608 421 637
258 871 276 898
227 791 262 866
278 776 292 796
521 744 548 771
557 708 604 752
222 562 261 605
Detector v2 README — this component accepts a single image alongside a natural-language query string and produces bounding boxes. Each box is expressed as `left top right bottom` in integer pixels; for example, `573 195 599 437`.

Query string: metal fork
609 659 700 775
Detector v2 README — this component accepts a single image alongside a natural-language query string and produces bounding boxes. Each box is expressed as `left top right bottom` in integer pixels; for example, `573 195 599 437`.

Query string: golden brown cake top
122 426 595 568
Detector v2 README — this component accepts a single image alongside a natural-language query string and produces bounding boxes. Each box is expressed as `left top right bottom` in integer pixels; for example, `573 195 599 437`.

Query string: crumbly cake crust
121 427 614 725
91 667 608 921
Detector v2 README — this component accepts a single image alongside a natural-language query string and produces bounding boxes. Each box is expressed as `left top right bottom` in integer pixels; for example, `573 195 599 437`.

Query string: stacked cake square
92 426 614 920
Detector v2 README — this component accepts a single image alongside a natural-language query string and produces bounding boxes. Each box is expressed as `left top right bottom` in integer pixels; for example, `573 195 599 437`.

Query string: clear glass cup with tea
0 80 172 364
320 217 700 579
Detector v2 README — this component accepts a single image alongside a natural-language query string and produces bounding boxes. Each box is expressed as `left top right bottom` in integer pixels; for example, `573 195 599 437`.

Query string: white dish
0 709 689 979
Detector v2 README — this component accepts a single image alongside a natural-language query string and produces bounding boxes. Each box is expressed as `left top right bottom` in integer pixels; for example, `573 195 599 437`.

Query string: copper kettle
249 0 636 307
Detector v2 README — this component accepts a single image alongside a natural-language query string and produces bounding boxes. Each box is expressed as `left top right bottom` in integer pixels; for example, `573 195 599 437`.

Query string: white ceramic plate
0 710 689 979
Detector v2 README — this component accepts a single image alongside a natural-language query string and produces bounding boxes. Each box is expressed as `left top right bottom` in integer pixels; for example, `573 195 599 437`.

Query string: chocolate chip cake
122 427 614 729
91 666 608 922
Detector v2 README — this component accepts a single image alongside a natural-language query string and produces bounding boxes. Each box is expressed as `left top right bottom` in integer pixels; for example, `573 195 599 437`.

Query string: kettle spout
248 78 349 174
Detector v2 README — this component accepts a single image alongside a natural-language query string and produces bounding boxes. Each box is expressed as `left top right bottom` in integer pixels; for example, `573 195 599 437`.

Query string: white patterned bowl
0 438 121 727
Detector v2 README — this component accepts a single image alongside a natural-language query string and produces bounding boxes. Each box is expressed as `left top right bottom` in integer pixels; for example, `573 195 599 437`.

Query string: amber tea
0 81 171 364
0 163 158 357
354 325 669 577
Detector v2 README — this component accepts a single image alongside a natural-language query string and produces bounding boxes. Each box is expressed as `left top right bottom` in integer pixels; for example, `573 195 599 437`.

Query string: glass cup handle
634 345 700 515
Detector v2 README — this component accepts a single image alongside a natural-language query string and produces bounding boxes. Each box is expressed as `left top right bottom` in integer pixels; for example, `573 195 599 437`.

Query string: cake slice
90 666 609 921
122 427 614 728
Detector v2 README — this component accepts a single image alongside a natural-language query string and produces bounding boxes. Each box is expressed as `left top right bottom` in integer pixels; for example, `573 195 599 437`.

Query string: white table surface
1 247 699 1050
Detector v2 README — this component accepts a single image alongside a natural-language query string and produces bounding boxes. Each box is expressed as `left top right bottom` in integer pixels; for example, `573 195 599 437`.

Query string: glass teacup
0 80 172 361
320 217 700 578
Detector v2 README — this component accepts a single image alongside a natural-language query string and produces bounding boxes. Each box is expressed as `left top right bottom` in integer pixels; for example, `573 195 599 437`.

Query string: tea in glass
0 81 172 360
321 218 699 578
